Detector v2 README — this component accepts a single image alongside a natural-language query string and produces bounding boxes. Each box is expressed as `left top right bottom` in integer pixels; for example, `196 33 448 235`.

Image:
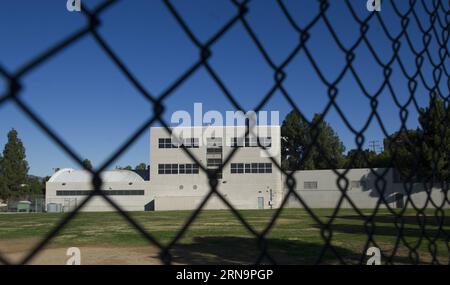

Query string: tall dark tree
82 159 93 170
281 111 345 170
418 96 450 181
0 176 7 201
0 153 7 201
384 129 422 179
385 96 450 181
0 129 29 199
24 176 43 197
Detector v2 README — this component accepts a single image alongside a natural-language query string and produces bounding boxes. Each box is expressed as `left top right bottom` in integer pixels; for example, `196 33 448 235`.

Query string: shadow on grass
335 215 450 228
314 223 448 240
167 236 361 265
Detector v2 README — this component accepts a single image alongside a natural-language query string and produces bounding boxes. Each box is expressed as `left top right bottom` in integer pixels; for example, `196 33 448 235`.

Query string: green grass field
0 208 449 264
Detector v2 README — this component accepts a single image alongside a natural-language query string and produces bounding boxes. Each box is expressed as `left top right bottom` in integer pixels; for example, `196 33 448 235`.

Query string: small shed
17 201 32 212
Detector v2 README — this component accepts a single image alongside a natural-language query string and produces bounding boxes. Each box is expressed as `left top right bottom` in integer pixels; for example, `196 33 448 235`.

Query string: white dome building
48 168 145 184
45 168 151 212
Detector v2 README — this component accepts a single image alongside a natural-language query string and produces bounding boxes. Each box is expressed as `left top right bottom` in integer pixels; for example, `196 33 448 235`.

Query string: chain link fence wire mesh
0 0 449 265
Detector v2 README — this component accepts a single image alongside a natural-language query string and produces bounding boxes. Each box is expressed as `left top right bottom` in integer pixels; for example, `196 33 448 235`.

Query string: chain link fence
0 0 449 265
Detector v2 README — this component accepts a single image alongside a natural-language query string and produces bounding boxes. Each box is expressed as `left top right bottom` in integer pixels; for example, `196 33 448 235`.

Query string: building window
159 163 199 174
158 164 164 174
258 163 265 172
304 181 318 189
207 159 222 168
158 138 179 149
231 162 272 174
264 163 272 173
180 163 199 174
231 137 271 148
185 164 193 174
251 163 258 173
182 138 199 148
230 163 244 173
158 164 178 174
206 148 222 154
192 164 199 174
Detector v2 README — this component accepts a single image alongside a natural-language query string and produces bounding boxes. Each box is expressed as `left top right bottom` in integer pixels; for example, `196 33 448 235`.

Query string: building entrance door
258 197 264 209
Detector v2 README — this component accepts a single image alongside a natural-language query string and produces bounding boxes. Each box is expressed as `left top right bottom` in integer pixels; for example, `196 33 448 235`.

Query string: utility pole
368 140 383 153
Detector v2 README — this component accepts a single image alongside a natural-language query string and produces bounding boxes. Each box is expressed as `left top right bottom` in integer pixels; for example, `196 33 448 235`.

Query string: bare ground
0 239 165 265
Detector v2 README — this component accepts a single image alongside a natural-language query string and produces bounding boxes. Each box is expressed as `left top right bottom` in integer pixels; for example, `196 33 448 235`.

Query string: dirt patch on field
0 239 166 265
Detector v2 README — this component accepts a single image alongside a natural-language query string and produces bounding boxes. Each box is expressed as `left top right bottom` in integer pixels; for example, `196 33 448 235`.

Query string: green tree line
281 95 450 182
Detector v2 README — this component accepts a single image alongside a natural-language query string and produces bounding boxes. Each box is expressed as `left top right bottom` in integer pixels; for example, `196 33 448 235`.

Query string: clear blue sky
0 1 445 176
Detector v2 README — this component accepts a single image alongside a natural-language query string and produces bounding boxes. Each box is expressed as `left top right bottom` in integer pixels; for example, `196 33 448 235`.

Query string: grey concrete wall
283 168 449 209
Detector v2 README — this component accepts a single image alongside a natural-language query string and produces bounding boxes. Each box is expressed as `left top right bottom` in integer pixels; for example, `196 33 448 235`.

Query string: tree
371 150 391 168
23 176 43 197
82 159 93 170
281 111 345 170
384 129 421 179
385 96 450 182
135 163 147 170
0 153 8 201
344 149 378 168
418 96 450 181
116 165 133 170
0 177 7 201
343 149 392 169
0 129 29 199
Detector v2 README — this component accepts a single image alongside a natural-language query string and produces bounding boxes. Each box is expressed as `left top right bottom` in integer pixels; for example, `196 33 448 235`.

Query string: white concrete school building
45 125 448 212
148 125 282 211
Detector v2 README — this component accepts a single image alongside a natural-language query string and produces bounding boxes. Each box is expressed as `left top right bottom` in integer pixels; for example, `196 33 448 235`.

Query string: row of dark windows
158 137 272 148
206 148 222 154
230 163 272 174
207 158 222 168
158 163 200 174
303 181 318 189
230 137 272 148
158 138 199 149
301 181 366 190
56 190 145 196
